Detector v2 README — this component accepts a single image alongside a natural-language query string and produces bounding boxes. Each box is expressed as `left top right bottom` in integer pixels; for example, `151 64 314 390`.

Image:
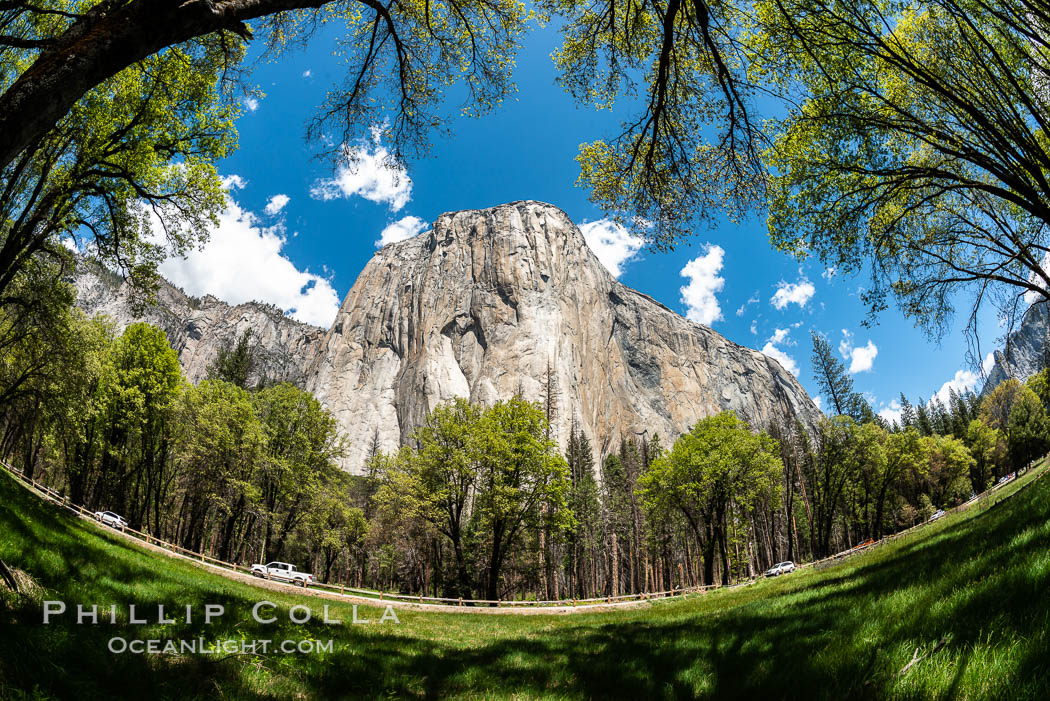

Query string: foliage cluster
1 318 362 580
3 451 1050 699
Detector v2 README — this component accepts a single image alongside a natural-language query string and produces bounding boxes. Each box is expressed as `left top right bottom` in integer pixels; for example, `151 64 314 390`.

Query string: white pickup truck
250 561 315 587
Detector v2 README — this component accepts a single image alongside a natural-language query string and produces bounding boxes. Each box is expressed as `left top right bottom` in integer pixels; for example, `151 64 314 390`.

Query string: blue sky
156 22 1003 423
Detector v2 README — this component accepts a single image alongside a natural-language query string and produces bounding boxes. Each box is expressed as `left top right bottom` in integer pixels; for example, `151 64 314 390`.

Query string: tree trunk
0 0 337 174
0 559 19 593
702 532 716 586
485 527 505 603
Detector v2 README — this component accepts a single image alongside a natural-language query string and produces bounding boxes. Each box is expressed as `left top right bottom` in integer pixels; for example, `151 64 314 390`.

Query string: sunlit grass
1 464 1049 699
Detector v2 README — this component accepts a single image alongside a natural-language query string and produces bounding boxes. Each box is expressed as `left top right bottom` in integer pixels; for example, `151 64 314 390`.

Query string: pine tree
360 426 383 517
618 438 645 593
929 396 950 435
207 329 257 389
916 399 934 436
601 452 631 595
565 419 600 597
539 359 560 597
811 333 871 421
899 394 916 429
541 359 559 439
947 388 970 438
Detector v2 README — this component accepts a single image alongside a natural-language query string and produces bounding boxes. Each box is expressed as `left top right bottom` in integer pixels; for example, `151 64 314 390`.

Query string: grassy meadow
1 465 1049 699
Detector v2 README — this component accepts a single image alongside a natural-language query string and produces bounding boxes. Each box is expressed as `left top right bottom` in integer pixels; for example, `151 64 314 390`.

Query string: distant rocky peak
982 301 1050 393
72 257 325 388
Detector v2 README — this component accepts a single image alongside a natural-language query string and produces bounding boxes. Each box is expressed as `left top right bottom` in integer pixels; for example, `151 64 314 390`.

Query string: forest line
5 310 1047 601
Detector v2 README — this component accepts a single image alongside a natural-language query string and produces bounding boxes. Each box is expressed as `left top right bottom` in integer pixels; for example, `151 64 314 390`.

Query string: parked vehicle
94 511 128 529
929 509 946 521
765 561 796 577
250 561 315 587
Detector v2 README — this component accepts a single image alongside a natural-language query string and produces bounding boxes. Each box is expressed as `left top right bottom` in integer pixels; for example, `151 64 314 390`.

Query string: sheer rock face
72 260 325 388
982 301 1050 394
74 201 822 473
303 201 822 471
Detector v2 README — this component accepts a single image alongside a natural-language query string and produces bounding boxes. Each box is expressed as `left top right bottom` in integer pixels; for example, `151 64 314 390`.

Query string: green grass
2 465 1050 699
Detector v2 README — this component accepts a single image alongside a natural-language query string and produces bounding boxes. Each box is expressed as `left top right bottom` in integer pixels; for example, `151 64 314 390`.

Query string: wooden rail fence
2 456 1044 613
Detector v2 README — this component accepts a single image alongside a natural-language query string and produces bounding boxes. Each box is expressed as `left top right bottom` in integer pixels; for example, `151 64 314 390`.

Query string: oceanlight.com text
107 637 334 655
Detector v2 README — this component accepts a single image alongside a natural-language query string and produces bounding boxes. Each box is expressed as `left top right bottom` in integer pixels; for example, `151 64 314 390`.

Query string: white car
765 561 796 577
250 561 315 587
929 509 946 521
94 511 128 529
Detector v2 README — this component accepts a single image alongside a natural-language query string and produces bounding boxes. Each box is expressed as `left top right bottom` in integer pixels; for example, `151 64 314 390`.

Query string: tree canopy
639 411 782 584
1007 385 1050 468
0 0 533 302
542 0 766 248
5 0 1049 343
747 0 1050 340
1 29 238 302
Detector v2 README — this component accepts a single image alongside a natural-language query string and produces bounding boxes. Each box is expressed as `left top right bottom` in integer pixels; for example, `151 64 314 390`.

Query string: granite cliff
982 301 1050 393
75 201 823 472
73 259 325 388
303 201 821 470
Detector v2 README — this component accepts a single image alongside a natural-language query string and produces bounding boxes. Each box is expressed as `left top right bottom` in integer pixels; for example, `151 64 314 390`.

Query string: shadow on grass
3 472 1050 699
301 475 1050 700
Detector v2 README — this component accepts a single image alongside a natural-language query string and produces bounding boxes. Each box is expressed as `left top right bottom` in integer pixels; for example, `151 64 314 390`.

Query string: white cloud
878 399 903 426
932 369 979 406
264 194 290 216
377 216 428 247
578 219 645 278
310 128 412 211
821 266 836 280
156 196 340 327
736 291 760 317
243 97 259 112
761 328 799 376
221 174 247 191
749 320 758 335
849 342 878 373
812 396 823 411
1024 252 1050 305
679 244 725 326
838 330 878 373
982 351 996 375
762 342 799 376
771 278 816 310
